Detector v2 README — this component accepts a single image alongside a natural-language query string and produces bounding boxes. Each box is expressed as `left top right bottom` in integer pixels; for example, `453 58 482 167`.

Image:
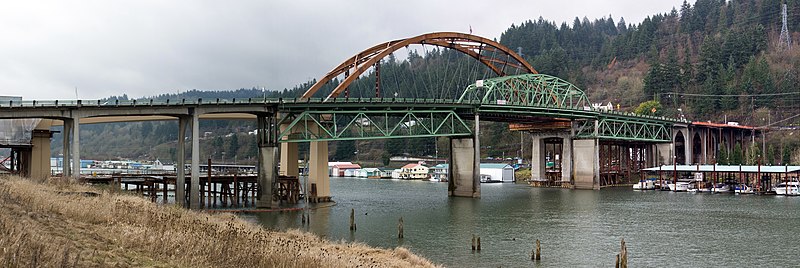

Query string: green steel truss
277 110 472 142
458 73 592 110
574 118 672 142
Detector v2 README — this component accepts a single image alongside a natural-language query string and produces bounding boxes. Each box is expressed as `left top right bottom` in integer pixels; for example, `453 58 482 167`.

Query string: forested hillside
57 0 800 165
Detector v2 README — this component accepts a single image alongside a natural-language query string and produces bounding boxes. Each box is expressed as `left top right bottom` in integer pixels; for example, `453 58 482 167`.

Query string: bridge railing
0 97 489 108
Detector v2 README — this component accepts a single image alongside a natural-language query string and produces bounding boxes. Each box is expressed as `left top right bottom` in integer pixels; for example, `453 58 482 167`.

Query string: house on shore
400 163 429 180
331 163 361 177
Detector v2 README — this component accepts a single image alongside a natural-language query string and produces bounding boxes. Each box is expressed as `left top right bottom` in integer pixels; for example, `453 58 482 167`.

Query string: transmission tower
780 3 791 49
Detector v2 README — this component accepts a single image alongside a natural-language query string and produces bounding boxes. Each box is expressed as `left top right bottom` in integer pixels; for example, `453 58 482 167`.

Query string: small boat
711 183 731 193
774 181 800 196
632 179 656 190
668 181 690 192
734 184 754 194
655 181 671 190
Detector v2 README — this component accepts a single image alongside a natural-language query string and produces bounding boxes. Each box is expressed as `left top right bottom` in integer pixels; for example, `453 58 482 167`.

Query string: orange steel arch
301 32 538 100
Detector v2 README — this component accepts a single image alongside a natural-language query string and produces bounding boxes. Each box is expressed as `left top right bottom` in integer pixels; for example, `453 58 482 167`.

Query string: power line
659 91 800 97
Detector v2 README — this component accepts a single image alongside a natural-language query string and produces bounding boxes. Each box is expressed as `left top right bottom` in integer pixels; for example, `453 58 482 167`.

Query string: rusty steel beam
301 32 537 100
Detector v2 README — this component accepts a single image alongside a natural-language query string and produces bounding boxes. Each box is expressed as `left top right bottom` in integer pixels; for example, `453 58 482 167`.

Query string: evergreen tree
783 146 793 165
732 143 744 165
718 144 729 165
227 134 239 158
333 140 356 161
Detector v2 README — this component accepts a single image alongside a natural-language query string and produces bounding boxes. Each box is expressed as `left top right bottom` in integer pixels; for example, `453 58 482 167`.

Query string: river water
248 177 800 267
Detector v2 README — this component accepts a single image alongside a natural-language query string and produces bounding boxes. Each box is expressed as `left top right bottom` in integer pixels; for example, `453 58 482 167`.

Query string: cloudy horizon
1 0 685 100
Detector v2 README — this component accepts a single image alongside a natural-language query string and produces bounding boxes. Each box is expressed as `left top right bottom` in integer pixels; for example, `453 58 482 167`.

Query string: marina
643 165 800 195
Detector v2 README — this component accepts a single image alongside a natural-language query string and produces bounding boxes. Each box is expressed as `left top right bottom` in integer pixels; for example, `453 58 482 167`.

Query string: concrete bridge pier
61 118 73 177
530 132 573 186
573 139 600 190
175 115 189 207
256 114 279 208
70 116 81 180
448 114 480 198
189 110 201 209
448 137 480 197
279 123 299 177
30 120 53 179
308 141 330 201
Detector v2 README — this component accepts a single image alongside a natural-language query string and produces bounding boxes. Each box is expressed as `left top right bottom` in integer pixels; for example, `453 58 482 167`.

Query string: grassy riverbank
0 176 437 267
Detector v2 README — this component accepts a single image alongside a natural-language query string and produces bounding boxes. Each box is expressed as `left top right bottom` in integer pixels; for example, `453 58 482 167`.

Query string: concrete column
561 137 573 183
684 132 692 165
62 118 72 177
256 145 278 208
176 116 189 207
573 139 599 190
308 141 330 198
448 137 480 197
30 120 53 179
190 111 200 209
701 129 708 164
530 135 545 181
656 143 672 166
71 117 80 179
280 143 299 177
472 114 480 196
279 123 299 177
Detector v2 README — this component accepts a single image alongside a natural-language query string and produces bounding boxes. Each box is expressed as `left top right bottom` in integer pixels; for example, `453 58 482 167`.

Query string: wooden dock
79 173 305 208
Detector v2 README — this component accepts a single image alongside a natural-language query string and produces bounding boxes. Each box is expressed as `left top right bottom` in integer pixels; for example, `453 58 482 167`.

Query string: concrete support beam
257 114 279 208
531 132 572 184
30 121 53 179
530 135 545 181
62 118 72 177
701 129 708 164
71 117 80 179
176 116 189 207
279 142 299 177
256 145 278 208
561 137 573 183
573 139 599 190
448 137 480 197
308 141 331 199
190 110 200 209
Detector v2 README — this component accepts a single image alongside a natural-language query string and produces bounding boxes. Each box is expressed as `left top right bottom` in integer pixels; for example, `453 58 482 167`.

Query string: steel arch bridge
301 32 537 100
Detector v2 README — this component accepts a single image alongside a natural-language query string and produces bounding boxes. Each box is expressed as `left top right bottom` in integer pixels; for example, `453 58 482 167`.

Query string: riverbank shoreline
0 176 437 267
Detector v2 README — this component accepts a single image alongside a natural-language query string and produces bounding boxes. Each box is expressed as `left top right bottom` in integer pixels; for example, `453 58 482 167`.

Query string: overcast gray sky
0 0 685 100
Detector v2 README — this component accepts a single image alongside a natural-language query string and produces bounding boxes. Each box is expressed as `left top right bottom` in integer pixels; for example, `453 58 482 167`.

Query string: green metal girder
574 118 671 142
458 73 591 110
277 110 473 142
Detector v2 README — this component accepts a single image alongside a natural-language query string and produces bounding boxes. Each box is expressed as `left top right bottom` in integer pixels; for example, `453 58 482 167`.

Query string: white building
479 163 515 182
391 169 403 179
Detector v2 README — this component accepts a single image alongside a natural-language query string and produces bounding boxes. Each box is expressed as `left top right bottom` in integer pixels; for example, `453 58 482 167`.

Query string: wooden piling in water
349 208 356 231
398 217 404 239
471 234 476 251
619 238 627 268
477 236 481 251
535 239 541 260
615 253 620 268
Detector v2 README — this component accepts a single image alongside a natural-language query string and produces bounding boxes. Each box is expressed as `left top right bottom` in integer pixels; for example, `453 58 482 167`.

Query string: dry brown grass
0 176 439 268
